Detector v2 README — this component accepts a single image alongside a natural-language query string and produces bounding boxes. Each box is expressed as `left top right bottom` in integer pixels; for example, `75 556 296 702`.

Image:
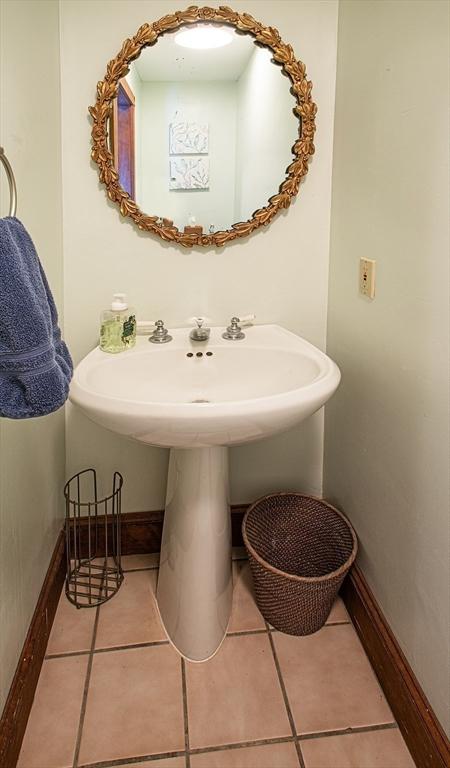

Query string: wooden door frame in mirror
89 5 316 248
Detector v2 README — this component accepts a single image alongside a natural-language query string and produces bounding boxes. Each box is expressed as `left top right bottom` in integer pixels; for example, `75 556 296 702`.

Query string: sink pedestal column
157 446 232 661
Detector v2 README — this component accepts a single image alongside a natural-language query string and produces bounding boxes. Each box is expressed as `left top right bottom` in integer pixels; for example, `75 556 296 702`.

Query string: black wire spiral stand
64 469 124 608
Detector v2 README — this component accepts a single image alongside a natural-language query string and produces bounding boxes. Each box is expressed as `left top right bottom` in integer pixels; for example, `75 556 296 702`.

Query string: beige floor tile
274 624 394 734
228 561 266 633
121 553 160 570
95 569 166 649
191 741 299 767
17 655 88 768
326 595 350 624
78 645 184 764
301 728 415 767
46 590 96 655
119 759 185 768
186 633 291 749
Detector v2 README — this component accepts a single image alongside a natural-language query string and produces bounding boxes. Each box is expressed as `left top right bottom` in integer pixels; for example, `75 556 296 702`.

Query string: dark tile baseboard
341 566 450 768
67 505 248 559
0 531 65 768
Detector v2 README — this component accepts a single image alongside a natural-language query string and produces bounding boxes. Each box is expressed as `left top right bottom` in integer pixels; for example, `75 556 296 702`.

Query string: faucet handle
237 314 256 326
222 314 255 341
222 317 245 341
148 319 173 344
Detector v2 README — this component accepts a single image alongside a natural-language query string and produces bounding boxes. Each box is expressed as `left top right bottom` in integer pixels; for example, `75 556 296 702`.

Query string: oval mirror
90 6 316 247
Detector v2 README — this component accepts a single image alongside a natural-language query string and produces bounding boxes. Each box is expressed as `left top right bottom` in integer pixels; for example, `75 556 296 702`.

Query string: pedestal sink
70 324 340 661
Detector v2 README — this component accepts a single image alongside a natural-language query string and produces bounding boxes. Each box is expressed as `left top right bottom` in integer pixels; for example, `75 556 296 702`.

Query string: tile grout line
72 604 100 768
227 628 268 637
46 649 91 660
78 750 186 768
93 640 169 654
46 639 171 660
78 738 298 768
266 624 306 768
46 629 273 661
77 725 402 768
298 721 399 741
189 735 297 755
180 658 191 768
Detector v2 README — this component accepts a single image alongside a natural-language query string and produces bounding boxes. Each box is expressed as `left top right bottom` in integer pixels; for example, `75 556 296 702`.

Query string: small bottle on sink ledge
184 214 203 236
100 293 136 353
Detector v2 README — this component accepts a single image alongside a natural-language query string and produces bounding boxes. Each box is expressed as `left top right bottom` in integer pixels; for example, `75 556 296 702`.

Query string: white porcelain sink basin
70 324 340 449
70 324 340 662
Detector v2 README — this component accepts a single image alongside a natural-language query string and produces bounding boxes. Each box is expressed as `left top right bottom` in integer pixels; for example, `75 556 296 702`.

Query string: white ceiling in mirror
174 25 233 49
133 27 254 82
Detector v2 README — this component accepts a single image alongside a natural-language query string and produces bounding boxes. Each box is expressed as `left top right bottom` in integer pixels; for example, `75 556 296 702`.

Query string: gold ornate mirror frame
89 5 316 248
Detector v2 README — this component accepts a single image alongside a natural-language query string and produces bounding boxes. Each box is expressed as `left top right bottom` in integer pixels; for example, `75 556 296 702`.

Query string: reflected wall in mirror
91 7 316 247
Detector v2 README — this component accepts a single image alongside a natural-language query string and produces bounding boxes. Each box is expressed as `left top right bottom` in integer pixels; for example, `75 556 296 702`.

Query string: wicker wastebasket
242 493 357 635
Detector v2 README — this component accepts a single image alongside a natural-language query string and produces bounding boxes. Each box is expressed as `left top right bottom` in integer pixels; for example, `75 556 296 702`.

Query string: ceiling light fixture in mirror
89 6 316 248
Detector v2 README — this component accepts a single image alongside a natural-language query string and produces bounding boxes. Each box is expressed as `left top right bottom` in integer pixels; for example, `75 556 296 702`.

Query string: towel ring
0 147 17 217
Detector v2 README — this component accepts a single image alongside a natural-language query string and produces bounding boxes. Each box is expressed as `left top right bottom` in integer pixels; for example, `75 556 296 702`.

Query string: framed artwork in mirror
169 122 209 155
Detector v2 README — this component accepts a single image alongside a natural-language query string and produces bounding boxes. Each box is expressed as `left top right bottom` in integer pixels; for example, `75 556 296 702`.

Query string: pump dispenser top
111 293 128 311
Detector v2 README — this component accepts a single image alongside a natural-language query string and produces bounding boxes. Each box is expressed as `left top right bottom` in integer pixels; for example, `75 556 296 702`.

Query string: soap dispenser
100 293 136 353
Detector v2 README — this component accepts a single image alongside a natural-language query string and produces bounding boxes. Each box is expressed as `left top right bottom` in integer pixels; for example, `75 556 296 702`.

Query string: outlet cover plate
360 258 376 298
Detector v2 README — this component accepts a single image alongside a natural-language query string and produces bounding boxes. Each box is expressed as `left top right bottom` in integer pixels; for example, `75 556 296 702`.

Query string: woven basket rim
242 492 358 584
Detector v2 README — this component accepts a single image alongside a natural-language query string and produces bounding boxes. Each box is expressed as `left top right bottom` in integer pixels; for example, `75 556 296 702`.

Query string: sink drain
190 398 210 403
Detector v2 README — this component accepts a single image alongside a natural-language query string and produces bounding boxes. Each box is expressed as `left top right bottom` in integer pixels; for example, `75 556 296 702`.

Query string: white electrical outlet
359 258 376 298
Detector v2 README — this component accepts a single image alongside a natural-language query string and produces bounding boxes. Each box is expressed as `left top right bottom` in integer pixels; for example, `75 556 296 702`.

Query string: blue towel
0 217 72 418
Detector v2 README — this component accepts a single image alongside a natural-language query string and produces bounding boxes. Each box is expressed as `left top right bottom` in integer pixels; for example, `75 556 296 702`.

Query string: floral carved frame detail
89 5 317 248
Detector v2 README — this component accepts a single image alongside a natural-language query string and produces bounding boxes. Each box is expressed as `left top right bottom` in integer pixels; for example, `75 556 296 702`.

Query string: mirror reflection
110 24 299 235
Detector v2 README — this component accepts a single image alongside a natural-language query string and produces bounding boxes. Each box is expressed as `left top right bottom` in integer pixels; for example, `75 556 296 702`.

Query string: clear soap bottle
100 293 136 353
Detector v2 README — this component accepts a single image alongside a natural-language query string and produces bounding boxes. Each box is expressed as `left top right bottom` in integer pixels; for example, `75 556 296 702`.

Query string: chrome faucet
189 317 211 342
222 314 256 341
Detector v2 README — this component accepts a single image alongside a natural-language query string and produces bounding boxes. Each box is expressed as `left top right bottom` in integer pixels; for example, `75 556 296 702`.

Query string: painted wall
60 0 338 514
324 0 450 734
138 80 237 232
235 46 299 222
0 0 65 710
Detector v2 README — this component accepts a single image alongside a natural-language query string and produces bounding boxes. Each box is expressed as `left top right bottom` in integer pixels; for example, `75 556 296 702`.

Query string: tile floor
18 550 415 768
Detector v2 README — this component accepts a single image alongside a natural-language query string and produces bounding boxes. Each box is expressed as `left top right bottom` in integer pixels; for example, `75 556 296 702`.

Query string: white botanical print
169 157 210 189
169 122 209 155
